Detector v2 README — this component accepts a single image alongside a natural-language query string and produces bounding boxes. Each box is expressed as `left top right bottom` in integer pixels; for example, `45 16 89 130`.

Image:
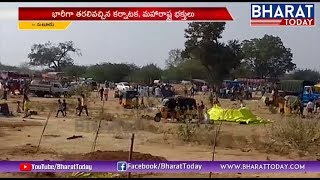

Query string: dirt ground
1 90 320 178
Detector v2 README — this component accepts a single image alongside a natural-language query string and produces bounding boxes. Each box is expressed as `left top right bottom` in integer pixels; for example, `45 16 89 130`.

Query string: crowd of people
217 83 275 101
3 76 320 121
133 83 211 99
0 76 94 118
0 79 29 100
136 84 176 98
0 77 30 117
114 84 177 99
276 94 320 117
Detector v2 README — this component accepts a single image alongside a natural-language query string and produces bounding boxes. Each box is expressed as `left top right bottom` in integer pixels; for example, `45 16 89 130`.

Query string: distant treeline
1 61 319 84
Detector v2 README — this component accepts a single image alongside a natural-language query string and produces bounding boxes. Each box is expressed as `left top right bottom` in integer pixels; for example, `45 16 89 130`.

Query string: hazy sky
0 2 319 70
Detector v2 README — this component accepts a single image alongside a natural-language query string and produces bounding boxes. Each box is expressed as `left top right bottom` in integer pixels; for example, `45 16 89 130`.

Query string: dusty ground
0 90 320 178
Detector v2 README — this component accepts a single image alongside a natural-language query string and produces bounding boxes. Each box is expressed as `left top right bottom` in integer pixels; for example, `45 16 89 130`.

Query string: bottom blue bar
2 161 315 173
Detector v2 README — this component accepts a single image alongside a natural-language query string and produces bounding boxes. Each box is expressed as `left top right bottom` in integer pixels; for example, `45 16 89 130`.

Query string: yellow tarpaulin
207 105 268 124
315 83 320 88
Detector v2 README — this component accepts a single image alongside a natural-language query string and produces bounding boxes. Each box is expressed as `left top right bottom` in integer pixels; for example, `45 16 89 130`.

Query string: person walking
62 99 67 117
78 94 89 116
184 85 188 97
190 85 195 97
104 86 109 101
56 99 65 117
99 87 104 101
197 101 205 121
76 98 81 115
2 82 8 100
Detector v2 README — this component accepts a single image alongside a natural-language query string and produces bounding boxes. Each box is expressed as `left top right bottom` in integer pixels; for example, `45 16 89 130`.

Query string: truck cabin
52 83 62 88
304 86 320 95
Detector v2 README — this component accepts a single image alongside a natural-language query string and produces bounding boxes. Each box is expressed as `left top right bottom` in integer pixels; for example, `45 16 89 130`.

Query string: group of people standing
135 84 175 99
183 84 207 97
56 93 89 118
0 79 28 100
218 84 258 100
98 86 109 101
15 94 31 118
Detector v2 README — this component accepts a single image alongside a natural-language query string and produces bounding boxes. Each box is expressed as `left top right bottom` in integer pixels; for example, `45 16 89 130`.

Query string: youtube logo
19 163 32 171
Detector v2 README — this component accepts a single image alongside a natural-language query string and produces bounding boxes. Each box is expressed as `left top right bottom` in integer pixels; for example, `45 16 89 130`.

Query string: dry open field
1 89 320 178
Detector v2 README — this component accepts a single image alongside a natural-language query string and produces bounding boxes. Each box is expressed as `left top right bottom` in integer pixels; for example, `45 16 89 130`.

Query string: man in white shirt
155 87 161 97
307 100 314 114
104 87 109 101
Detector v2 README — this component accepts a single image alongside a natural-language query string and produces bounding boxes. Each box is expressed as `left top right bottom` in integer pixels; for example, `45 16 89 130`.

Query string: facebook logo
117 161 127 172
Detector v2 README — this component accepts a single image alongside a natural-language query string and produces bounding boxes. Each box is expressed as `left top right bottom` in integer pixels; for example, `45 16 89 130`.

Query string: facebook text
127 162 202 171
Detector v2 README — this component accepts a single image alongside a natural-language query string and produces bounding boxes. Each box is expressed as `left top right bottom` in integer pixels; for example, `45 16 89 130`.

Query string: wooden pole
128 133 135 178
36 111 52 153
209 121 223 178
92 119 102 152
92 100 104 152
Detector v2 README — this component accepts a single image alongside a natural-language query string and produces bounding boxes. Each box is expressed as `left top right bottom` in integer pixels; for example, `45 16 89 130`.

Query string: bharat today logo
117 161 127 172
250 4 315 26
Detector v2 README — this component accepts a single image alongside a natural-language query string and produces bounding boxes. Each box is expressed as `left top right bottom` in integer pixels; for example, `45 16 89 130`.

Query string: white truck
29 81 70 98
116 82 130 91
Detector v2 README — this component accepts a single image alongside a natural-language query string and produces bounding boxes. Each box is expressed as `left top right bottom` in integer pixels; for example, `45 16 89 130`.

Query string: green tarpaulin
207 105 268 124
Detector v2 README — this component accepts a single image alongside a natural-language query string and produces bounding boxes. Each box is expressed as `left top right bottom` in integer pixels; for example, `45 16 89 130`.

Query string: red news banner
18 7 233 30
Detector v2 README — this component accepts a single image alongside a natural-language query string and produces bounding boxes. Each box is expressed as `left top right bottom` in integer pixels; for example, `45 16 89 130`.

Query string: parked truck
29 81 70 98
278 80 320 106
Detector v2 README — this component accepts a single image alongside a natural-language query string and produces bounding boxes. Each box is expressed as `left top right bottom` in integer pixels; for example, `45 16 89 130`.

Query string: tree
182 22 243 85
165 49 186 68
18 62 33 74
230 61 255 79
179 59 207 80
0 62 19 71
161 67 185 83
241 34 296 79
283 69 320 83
28 41 81 72
164 47 208 81
130 64 162 84
85 62 137 83
62 65 87 78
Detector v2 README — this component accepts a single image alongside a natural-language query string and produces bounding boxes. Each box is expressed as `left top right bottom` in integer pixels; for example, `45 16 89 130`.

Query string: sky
0 2 319 70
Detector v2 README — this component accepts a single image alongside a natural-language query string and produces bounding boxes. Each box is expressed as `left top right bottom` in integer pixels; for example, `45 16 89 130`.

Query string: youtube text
31 163 92 171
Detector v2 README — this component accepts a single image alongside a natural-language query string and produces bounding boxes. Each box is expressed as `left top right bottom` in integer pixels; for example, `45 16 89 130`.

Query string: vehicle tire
176 117 182 122
36 91 45 97
54 93 61 98
154 113 162 122
63 92 69 98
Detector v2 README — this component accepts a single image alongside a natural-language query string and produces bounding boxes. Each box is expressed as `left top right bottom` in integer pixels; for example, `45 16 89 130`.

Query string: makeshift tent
207 105 268 124
284 95 301 109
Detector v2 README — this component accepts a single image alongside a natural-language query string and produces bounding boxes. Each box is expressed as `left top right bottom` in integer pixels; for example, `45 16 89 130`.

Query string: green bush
177 121 196 142
269 117 320 152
